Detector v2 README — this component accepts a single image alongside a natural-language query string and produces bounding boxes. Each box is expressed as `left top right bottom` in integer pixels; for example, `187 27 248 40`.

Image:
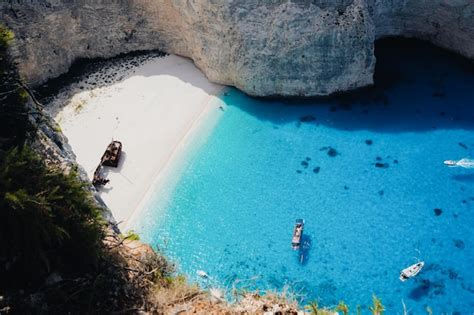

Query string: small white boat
197 270 209 278
399 262 424 281
444 160 457 167
292 219 304 250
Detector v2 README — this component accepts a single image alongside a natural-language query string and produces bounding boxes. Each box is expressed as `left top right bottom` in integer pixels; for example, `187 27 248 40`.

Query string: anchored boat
399 261 424 281
292 219 304 250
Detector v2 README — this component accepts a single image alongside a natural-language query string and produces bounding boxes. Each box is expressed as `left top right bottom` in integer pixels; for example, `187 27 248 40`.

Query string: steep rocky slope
1 0 473 96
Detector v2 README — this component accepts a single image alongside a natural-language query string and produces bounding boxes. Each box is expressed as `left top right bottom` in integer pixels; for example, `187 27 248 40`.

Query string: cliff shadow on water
222 38 474 133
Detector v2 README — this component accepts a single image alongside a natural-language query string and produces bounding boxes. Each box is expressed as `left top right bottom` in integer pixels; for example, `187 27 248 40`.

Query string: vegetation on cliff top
0 145 178 312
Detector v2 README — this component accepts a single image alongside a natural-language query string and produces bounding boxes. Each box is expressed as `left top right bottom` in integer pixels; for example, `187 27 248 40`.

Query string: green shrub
0 146 105 288
164 274 187 286
17 88 29 104
0 24 14 46
123 229 140 241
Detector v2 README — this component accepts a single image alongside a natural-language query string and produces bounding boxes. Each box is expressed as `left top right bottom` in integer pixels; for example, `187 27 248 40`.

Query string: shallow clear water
133 41 474 313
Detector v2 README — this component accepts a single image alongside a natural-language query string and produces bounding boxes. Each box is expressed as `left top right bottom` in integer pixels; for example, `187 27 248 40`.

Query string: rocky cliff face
1 0 473 96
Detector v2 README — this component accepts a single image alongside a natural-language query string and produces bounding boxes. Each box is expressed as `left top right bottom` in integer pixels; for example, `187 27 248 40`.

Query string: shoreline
51 54 225 229
125 88 225 230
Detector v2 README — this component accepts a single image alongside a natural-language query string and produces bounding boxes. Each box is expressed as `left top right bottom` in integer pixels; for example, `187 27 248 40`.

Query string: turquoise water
133 40 474 313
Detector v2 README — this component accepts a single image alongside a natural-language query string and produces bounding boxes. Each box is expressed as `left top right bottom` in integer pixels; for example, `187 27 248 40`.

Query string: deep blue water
133 40 474 313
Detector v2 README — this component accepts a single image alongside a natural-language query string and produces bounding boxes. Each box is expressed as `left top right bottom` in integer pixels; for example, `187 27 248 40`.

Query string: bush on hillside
0 146 105 288
0 23 30 149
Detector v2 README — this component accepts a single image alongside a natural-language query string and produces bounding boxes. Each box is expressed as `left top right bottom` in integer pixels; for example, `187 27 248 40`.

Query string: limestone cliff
1 0 473 96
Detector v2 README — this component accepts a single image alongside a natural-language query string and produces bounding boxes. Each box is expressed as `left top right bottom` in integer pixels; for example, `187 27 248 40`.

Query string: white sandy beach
53 55 224 229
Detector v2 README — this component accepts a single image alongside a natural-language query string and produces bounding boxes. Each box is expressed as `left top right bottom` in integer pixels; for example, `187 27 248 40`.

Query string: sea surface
132 40 474 313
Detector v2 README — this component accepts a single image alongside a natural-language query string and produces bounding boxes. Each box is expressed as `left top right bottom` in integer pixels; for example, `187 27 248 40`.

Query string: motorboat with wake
399 261 424 281
444 158 474 168
292 219 304 250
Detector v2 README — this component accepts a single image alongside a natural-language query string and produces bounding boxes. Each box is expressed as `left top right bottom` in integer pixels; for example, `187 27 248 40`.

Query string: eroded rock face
1 0 473 96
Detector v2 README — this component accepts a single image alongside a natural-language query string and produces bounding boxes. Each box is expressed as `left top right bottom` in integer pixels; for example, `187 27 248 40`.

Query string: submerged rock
434 208 443 216
365 139 373 145
299 115 316 122
313 167 320 174
339 103 352 111
408 279 432 301
327 148 338 157
448 269 458 280
319 146 338 157
453 239 465 249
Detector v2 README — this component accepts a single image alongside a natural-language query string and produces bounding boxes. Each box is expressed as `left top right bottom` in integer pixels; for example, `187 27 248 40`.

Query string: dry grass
73 99 86 113
146 274 305 314
148 275 204 313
